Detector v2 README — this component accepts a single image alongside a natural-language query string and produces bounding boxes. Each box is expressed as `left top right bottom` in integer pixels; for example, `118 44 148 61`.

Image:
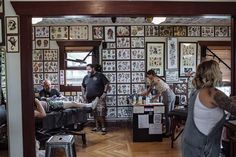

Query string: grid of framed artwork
5 16 19 53
100 25 146 119
32 49 59 88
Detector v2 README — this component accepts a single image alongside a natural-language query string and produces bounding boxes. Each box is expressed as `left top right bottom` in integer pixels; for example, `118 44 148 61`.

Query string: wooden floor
0 124 182 157
63 125 182 157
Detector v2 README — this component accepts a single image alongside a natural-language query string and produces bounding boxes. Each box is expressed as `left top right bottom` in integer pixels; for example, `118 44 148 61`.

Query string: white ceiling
35 16 231 26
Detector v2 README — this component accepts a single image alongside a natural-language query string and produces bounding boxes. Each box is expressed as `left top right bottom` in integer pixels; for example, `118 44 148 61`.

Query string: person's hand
101 92 107 99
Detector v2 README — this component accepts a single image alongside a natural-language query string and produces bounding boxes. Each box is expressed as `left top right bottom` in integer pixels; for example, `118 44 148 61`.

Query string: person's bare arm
211 88 236 114
34 98 46 118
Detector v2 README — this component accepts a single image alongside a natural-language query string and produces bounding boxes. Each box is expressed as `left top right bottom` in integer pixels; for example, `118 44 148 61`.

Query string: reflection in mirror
0 46 8 157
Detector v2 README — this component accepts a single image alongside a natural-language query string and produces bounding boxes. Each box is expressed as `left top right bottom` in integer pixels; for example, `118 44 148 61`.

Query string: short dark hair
87 64 94 68
146 69 156 76
93 64 102 72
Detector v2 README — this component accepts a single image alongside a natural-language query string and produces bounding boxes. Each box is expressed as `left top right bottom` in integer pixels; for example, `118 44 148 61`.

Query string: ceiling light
32 18 43 24
152 17 166 25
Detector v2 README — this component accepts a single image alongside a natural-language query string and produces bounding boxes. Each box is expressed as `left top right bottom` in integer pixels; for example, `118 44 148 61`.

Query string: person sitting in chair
39 80 63 100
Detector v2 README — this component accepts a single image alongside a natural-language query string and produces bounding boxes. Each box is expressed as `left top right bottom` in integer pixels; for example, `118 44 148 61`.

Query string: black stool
45 135 77 157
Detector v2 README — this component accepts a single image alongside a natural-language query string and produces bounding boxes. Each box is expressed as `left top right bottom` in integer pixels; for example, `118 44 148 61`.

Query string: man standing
82 64 110 135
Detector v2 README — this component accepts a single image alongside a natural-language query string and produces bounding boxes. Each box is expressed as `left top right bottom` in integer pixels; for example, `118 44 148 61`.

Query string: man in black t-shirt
82 64 109 134
39 80 62 100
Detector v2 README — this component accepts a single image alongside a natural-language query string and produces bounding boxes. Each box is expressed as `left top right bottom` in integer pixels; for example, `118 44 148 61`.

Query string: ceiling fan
65 49 93 64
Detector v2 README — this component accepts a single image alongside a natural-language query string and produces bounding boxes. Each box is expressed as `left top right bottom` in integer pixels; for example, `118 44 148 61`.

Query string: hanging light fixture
152 17 166 25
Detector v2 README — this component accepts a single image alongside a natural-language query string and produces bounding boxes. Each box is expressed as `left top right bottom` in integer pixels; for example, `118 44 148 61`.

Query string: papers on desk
133 106 144 113
154 114 162 124
228 120 236 125
138 114 149 128
149 124 162 134
154 106 165 113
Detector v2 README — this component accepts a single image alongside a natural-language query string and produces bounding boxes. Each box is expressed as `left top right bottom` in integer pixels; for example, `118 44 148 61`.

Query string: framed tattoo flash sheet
117 72 131 83
69 25 88 40
35 26 49 38
131 49 145 59
131 37 145 48
107 107 116 118
92 26 104 40
117 61 130 71
50 26 69 40
6 16 18 34
173 26 187 37
7 35 19 52
201 26 214 37
131 26 144 36
33 49 43 61
117 107 133 118
102 49 116 60
165 69 179 83
117 49 130 60
179 42 197 77
146 42 165 76
33 73 44 84
44 49 58 61
102 61 116 71
107 84 116 95
117 96 129 106
187 26 201 37
131 72 145 83
116 26 130 37
159 26 173 37
131 60 145 71
44 73 59 84
104 26 115 42
44 61 58 72
35 38 50 49
131 84 145 94
117 84 131 95
145 25 159 37
103 72 116 83
106 42 116 49
214 26 229 37
106 96 117 106
33 62 43 72
167 38 178 69
116 37 130 48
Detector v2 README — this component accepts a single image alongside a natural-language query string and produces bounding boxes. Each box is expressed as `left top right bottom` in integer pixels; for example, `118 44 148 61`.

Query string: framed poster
146 42 165 76
33 73 44 84
131 49 145 59
102 49 116 60
117 49 130 60
145 25 159 37
117 61 130 71
35 38 50 49
131 72 145 83
201 26 214 37
92 26 104 40
179 42 197 77
187 26 201 37
117 84 130 94
116 26 130 37
44 73 59 84
131 84 145 94
35 26 49 38
102 61 116 71
69 25 88 40
167 38 178 69
44 61 58 72
50 26 69 40
104 26 115 42
44 49 58 61
131 37 145 48
159 26 173 37
7 35 19 52
173 26 187 37
214 26 229 37
117 96 129 106
117 72 131 83
107 84 116 95
33 62 43 72
33 49 43 61
131 26 144 36
6 16 18 34
131 60 145 71
165 69 179 83
104 72 116 83
117 37 130 48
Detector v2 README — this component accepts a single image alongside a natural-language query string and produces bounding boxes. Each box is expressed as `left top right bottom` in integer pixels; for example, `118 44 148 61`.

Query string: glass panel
67 52 92 67
66 70 87 86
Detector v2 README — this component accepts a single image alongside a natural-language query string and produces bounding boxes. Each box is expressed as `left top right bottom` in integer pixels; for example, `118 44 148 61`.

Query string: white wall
5 0 23 157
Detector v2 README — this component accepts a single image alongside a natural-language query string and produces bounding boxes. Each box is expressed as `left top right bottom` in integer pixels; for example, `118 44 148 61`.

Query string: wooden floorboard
64 126 182 157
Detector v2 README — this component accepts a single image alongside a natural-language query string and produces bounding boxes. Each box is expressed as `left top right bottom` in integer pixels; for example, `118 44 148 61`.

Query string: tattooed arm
211 88 236 114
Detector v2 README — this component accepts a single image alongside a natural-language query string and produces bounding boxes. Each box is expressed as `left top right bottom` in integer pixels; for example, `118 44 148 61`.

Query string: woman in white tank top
140 69 175 136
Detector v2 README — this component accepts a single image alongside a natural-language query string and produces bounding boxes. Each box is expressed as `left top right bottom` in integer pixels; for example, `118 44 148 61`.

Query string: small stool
45 135 77 157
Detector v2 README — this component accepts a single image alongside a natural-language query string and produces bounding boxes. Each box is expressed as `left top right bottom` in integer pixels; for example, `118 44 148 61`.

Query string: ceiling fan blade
65 58 87 64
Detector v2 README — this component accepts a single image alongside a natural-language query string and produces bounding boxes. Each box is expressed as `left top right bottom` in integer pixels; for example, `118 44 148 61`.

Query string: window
57 41 101 91
65 51 92 86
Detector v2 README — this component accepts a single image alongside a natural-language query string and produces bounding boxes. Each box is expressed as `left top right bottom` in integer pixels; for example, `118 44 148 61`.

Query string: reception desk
133 103 165 142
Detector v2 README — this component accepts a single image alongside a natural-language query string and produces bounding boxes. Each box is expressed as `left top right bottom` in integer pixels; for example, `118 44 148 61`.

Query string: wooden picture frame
92 26 104 40
104 26 115 42
179 42 197 77
35 38 50 49
167 37 178 69
69 25 88 40
146 42 165 77
7 35 19 52
6 16 19 34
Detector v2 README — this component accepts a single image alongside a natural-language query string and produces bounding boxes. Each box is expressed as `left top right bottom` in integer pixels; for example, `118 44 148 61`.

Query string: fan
65 50 93 64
